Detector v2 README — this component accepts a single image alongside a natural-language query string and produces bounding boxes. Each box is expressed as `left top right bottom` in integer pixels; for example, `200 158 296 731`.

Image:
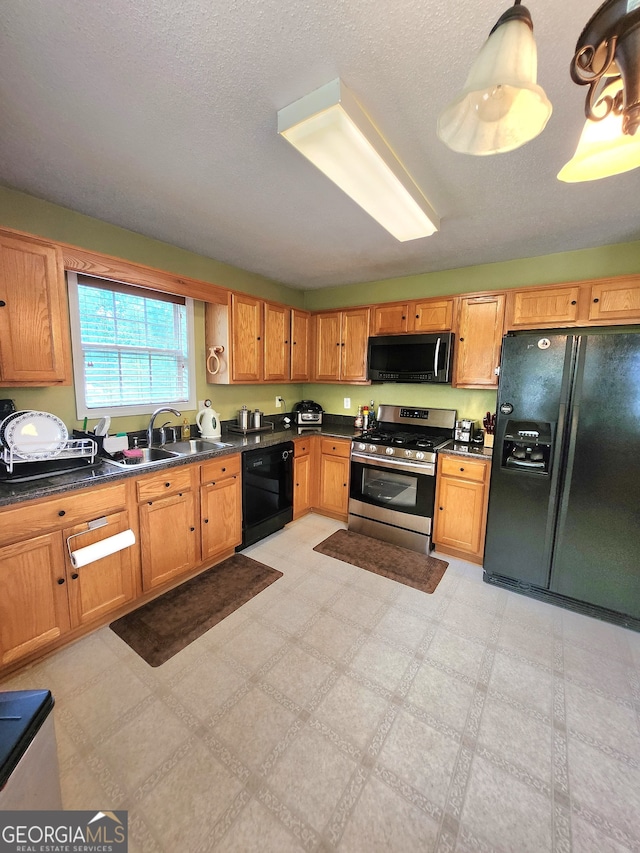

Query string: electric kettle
196 400 222 440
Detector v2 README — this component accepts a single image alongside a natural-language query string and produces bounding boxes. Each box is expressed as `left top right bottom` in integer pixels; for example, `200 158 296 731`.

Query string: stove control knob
416 451 425 461
385 446 395 456
356 442 367 452
368 444 378 453
404 449 413 458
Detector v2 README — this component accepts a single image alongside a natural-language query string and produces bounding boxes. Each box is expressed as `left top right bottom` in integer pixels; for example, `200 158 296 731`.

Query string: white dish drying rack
1 438 98 473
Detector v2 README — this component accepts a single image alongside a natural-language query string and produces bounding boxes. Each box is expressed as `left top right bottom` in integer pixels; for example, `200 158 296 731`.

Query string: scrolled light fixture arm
569 0 640 136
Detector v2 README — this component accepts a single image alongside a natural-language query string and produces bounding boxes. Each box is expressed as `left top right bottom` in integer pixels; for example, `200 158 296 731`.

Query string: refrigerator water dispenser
501 420 553 475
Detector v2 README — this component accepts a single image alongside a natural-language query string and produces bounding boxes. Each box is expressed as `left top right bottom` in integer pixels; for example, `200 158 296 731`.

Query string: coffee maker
454 419 475 443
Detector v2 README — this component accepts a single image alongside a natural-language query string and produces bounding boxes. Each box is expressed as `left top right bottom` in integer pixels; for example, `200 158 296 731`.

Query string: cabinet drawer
0 483 128 547
320 438 350 458
439 455 488 483
200 453 241 484
294 438 312 457
136 465 196 502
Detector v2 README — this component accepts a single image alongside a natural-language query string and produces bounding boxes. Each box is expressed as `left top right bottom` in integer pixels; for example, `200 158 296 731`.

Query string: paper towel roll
70 529 136 568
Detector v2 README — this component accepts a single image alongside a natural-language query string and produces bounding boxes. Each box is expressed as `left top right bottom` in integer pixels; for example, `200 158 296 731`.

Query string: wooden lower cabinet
433 454 491 564
318 438 350 520
139 489 199 591
293 438 313 519
0 533 71 666
63 510 136 627
200 454 242 561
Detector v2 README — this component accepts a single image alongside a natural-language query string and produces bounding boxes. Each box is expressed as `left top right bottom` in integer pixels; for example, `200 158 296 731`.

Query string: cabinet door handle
222 467 226 472
71 572 79 580
459 337 464 342
57 577 65 585
204 518 209 523
165 482 171 488
257 336 261 340
593 298 599 303
0 300 6 307
571 300 577 305
190 526 195 532
58 510 66 517
439 506 443 511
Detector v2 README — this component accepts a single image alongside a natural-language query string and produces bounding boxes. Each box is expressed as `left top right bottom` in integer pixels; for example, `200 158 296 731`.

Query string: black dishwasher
238 441 294 549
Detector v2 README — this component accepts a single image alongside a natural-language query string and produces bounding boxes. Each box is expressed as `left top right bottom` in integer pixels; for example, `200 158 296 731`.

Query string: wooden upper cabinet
313 307 370 382
505 285 582 329
371 297 454 335
341 307 370 382
290 308 311 381
372 303 410 335
313 311 342 381
231 293 263 382
587 277 640 323
263 301 290 382
410 298 454 332
0 231 72 385
452 294 505 388
206 294 292 384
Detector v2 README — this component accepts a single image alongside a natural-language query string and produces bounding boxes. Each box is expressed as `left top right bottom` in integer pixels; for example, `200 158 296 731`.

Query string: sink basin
165 439 232 455
104 447 181 468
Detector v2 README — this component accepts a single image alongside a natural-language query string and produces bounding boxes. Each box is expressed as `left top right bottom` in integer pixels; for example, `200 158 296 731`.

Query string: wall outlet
275 396 283 408
343 397 351 410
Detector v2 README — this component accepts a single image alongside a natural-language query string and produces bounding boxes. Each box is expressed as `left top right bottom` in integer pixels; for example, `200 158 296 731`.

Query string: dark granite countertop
439 440 493 460
0 420 360 508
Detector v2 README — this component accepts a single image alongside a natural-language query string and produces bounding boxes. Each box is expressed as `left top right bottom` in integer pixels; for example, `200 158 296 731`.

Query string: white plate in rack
3 411 69 460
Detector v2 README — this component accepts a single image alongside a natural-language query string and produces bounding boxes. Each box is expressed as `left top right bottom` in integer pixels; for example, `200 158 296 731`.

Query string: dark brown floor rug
110 554 282 667
313 529 448 594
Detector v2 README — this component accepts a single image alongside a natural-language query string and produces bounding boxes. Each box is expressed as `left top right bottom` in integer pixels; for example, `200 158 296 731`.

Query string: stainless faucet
147 407 181 447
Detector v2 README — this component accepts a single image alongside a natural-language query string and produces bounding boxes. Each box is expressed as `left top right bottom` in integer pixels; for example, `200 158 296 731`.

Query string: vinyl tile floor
3 513 640 852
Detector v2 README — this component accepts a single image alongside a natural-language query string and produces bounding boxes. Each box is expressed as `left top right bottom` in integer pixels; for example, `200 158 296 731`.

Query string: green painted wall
0 186 305 433
3 184 639 431
7 298 303 432
302 241 640 310
0 186 303 306
301 383 497 424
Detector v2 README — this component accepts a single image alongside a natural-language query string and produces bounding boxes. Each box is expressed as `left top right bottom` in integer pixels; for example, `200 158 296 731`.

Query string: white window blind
67 272 196 418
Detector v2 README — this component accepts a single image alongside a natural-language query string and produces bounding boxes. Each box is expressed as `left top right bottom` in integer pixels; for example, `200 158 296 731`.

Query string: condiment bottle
354 406 364 429
362 406 370 431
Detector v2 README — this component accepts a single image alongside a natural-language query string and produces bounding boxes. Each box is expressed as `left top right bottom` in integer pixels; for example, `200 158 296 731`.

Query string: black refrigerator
483 330 640 628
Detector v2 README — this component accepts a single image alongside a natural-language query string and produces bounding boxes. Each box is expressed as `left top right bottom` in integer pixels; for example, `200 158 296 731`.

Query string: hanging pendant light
437 1 552 155
558 79 640 181
561 0 640 181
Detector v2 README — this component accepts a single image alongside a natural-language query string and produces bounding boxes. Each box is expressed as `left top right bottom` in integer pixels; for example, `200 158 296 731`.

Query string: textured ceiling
1 1 638 290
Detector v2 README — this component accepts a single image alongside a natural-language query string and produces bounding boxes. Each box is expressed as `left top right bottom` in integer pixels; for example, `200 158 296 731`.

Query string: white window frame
67 271 197 419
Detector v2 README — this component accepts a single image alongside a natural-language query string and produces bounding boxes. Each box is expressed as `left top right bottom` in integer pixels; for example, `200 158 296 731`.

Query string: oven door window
350 461 435 517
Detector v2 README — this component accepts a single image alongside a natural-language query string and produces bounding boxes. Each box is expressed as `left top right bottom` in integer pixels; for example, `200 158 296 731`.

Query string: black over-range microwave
367 332 454 383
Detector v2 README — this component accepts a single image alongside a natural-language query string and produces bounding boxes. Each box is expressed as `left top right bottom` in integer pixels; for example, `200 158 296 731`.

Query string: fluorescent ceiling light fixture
277 79 439 241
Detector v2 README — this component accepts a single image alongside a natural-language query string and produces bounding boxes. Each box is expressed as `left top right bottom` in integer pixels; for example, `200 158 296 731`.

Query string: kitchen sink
104 447 181 468
164 439 232 454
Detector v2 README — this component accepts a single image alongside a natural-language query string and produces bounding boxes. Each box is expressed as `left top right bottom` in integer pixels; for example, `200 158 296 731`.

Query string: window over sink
67 272 197 417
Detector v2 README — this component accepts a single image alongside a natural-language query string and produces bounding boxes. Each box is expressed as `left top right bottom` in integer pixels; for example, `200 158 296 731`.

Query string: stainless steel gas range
349 405 456 553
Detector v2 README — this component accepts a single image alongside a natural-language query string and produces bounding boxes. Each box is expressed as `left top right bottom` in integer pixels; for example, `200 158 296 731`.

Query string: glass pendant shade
558 81 640 182
437 16 552 155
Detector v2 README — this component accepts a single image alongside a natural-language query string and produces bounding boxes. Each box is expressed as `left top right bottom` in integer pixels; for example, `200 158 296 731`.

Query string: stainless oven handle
350 452 435 476
434 336 441 376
